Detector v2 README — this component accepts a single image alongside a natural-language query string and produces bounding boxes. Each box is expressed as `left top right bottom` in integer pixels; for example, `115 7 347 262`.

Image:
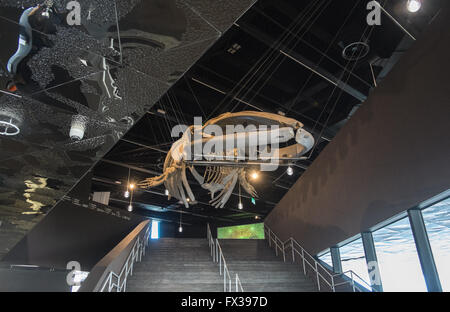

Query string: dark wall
0 267 71 292
3 199 146 271
159 222 207 238
265 6 450 255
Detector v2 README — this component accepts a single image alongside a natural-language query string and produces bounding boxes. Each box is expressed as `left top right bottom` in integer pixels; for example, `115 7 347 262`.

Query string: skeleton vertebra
138 111 314 208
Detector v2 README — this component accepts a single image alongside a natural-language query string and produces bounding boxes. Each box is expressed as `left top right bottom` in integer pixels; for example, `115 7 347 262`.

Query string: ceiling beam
234 22 368 102
99 159 161 176
120 138 168 154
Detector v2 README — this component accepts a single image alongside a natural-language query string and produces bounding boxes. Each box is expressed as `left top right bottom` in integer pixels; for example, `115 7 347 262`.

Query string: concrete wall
265 5 450 255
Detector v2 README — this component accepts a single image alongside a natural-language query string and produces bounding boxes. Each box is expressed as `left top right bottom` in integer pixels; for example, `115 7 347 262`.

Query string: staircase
126 238 224 292
219 239 317 292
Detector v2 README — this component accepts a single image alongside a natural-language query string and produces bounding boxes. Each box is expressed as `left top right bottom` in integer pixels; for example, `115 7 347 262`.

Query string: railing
264 224 377 292
207 224 244 292
79 220 151 292
100 224 151 292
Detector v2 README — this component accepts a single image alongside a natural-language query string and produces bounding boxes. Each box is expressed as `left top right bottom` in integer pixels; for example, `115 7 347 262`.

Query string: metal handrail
333 270 375 292
207 224 244 292
264 224 377 292
100 223 151 292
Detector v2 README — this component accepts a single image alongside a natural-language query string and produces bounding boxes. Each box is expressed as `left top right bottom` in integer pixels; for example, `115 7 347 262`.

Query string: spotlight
251 171 259 180
287 166 294 176
407 0 421 13
129 183 135 190
127 204 133 212
238 202 243 210
165 189 169 196
178 226 183 233
124 190 130 198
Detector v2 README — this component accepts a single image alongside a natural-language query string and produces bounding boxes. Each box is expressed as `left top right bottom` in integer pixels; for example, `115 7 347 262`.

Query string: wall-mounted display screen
217 223 264 239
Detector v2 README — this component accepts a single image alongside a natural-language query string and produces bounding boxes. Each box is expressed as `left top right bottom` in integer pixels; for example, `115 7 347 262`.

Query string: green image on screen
217 223 265 239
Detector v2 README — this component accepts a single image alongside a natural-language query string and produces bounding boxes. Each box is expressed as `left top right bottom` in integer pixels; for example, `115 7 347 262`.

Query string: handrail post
315 261 321 291
302 248 306 275
216 242 218 263
268 229 271 247
351 271 356 292
223 264 226 291
282 241 286 262
291 239 295 263
236 274 238 292
331 275 335 292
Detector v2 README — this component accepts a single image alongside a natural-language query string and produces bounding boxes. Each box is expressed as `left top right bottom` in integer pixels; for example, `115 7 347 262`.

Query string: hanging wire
298 0 363 139
305 0 387 160
253 6 373 89
271 0 380 184
205 0 323 120
281 0 363 118
228 0 327 113
184 76 207 119
230 0 333 113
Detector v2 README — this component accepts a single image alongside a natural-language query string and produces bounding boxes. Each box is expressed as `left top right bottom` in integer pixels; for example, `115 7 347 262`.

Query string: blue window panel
422 197 450 291
318 249 333 268
340 238 371 289
373 217 426 291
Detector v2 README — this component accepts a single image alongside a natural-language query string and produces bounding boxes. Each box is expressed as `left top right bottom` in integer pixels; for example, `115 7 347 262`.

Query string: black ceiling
0 0 256 256
91 0 445 229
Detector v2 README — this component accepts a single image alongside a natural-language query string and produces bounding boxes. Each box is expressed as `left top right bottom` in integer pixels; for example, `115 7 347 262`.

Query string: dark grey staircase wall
159 222 207 238
265 4 450 255
0 266 71 292
219 239 317 292
126 238 224 292
3 199 145 271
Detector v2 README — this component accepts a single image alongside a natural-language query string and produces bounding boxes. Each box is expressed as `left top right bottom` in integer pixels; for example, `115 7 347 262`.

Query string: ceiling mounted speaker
342 41 370 61
339 30 371 62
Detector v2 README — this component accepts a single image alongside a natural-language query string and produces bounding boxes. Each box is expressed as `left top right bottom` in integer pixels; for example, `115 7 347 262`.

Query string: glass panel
151 220 160 240
340 238 371 289
422 197 450 291
373 217 427 291
318 249 333 268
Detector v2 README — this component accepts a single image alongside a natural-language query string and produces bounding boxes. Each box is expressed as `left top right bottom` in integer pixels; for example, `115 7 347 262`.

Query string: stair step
125 237 318 292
